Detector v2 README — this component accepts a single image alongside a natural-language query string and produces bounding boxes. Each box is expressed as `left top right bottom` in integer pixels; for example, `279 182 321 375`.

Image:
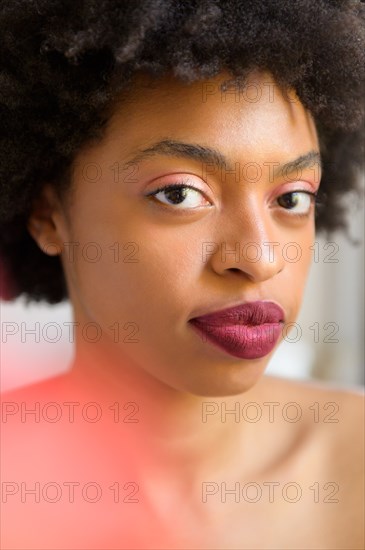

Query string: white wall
268 192 364 386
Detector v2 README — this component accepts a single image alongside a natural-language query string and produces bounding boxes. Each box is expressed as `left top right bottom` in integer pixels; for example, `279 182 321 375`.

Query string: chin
176 361 268 397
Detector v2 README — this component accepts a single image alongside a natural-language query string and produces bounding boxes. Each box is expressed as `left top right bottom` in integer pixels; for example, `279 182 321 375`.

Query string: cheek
64 216 202 342
280 227 314 319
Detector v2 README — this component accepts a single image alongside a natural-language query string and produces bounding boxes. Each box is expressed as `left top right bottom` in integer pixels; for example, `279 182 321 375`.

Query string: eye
146 179 211 209
276 191 317 216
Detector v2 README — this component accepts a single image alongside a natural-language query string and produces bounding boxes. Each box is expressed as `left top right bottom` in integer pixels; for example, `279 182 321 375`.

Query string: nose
208 210 285 283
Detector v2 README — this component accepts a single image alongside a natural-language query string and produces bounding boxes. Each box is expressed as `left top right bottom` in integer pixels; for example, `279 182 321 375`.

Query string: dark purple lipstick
189 301 285 360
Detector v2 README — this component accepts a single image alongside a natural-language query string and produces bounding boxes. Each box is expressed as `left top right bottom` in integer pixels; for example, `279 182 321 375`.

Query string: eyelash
146 179 320 217
145 178 208 208
276 190 319 218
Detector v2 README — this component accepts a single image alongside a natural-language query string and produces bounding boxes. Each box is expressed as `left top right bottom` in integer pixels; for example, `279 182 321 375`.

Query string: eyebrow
125 138 322 178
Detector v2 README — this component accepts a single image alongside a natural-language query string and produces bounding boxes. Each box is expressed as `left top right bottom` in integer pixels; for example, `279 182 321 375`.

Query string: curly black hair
0 0 364 303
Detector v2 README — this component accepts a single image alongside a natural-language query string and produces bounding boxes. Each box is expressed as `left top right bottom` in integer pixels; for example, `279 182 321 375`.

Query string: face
31 70 321 397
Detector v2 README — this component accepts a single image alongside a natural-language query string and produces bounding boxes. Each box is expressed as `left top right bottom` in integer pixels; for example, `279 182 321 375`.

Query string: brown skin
29 69 319 396
2 70 363 549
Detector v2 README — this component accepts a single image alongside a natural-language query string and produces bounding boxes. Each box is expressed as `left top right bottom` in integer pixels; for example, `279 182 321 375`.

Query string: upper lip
189 300 285 326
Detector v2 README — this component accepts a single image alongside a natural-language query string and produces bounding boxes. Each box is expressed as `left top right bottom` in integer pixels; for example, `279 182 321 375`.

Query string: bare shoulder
260 375 364 548
262 373 364 422
1 373 73 402
257 374 364 477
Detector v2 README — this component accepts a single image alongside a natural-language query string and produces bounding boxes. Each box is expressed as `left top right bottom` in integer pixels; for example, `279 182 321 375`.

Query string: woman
1 1 364 548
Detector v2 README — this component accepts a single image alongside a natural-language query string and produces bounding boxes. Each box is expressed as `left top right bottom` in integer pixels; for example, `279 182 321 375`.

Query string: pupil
165 187 187 204
279 193 297 209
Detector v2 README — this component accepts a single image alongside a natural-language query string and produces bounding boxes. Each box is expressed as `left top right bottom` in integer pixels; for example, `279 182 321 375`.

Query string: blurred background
1 192 364 393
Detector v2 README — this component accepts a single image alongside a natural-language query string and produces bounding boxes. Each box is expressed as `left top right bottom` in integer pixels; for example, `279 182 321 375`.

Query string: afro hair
0 0 364 303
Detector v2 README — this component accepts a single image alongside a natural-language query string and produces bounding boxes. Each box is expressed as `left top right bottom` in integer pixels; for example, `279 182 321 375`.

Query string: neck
64 334 274 483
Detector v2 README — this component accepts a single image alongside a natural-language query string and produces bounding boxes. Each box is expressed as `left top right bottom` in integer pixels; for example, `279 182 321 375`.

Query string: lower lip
189 321 283 360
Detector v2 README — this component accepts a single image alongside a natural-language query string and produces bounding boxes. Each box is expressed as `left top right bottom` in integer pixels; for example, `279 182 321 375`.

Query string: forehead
81 70 319 168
